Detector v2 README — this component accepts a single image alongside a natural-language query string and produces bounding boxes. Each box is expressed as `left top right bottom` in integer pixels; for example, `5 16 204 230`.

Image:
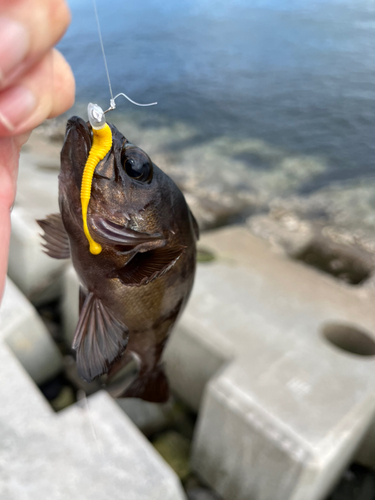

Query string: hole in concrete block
295 242 371 285
322 323 375 357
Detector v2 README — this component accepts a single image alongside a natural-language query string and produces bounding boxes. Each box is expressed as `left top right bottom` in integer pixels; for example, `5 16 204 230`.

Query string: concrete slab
0 278 63 385
62 264 80 345
0 342 186 500
163 227 375 500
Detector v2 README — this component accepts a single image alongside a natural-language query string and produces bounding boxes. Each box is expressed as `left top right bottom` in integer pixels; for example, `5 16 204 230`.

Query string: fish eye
122 147 153 183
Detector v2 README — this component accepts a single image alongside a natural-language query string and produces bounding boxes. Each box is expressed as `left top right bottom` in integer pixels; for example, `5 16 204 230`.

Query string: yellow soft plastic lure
81 103 112 255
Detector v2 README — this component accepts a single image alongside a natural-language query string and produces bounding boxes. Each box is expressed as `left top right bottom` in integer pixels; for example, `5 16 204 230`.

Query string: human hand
0 0 75 300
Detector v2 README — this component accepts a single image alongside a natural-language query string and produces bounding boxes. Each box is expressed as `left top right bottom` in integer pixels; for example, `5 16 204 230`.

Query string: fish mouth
65 116 92 152
61 116 94 189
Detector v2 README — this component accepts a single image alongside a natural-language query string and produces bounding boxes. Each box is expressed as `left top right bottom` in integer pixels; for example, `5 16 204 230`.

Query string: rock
0 278 63 385
247 211 314 256
50 385 75 412
152 430 191 481
162 226 375 500
247 210 375 286
187 488 221 500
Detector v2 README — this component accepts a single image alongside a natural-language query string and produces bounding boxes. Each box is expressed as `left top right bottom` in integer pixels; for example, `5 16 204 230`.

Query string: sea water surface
59 0 375 236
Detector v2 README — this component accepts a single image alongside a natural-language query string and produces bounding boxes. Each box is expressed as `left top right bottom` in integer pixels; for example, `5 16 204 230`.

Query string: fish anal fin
116 245 186 287
72 292 129 383
36 213 70 259
120 365 170 403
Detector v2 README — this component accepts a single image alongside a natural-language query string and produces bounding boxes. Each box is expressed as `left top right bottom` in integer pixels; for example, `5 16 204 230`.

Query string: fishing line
78 390 101 452
92 0 157 112
92 0 113 102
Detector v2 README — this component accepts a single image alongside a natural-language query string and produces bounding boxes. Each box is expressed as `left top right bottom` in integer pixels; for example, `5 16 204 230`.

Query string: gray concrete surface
164 227 375 500
8 152 68 303
0 340 186 500
62 263 80 345
0 278 63 385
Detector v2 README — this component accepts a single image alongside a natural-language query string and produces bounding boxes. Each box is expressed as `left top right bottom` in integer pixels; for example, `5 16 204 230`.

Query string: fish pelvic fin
120 364 170 403
72 290 129 383
36 213 70 259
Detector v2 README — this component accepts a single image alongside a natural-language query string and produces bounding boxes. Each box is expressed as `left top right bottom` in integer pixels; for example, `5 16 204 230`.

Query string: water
58 0 375 233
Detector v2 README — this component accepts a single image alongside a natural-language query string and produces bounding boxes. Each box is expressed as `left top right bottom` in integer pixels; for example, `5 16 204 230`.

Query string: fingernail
0 86 36 131
0 18 29 80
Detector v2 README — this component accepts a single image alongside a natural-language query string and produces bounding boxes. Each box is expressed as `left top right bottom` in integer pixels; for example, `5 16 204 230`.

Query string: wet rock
248 211 314 256
152 430 191 481
247 208 375 286
187 488 221 500
50 385 75 412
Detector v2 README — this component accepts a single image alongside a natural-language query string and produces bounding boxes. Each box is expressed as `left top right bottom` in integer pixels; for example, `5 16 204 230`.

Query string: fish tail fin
121 364 170 403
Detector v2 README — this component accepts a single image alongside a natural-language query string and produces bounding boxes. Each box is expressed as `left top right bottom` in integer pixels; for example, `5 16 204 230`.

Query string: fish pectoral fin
36 213 70 259
90 215 163 250
72 290 129 383
116 245 186 287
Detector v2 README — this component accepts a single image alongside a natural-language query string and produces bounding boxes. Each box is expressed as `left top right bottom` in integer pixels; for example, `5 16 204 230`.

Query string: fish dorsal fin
116 245 186 287
36 213 70 259
72 290 129 382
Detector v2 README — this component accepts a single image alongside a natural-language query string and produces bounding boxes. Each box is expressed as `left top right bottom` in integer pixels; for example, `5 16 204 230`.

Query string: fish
37 115 198 403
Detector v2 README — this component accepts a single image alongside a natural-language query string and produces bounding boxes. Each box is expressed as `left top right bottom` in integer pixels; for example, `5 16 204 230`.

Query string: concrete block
62 264 80 345
0 278 63 385
0 342 186 500
116 397 174 435
163 227 375 500
193 354 375 500
8 151 68 303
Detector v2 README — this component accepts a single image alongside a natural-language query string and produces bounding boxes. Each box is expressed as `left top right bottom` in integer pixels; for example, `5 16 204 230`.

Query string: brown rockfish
38 115 198 402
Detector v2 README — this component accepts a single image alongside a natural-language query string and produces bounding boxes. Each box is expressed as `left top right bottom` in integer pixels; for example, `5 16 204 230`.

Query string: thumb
0 136 21 300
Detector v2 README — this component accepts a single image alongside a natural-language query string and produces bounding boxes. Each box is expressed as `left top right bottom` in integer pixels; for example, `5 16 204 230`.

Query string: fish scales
38 116 198 403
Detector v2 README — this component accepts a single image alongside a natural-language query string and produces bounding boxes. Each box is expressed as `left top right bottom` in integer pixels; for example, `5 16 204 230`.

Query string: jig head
81 102 112 255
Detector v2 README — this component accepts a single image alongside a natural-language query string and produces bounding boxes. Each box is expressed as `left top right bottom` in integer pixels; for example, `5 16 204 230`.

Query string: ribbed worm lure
81 103 111 255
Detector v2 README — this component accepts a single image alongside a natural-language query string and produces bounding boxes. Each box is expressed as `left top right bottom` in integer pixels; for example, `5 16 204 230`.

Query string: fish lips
60 116 93 189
